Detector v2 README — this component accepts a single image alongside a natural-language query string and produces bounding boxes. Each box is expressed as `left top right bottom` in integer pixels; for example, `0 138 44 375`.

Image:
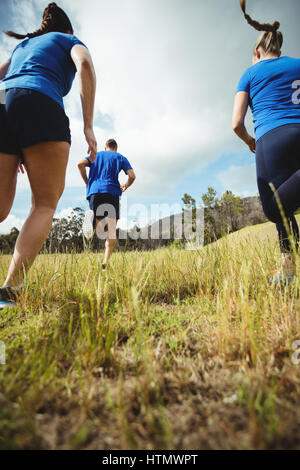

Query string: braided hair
240 0 283 56
5 3 73 40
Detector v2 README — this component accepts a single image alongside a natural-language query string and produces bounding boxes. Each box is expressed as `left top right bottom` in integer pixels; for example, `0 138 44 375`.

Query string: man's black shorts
88 193 120 225
0 88 71 159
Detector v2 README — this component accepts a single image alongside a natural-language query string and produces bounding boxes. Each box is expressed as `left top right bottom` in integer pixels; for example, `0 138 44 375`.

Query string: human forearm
77 60 96 130
233 123 256 153
125 176 135 190
233 123 251 144
78 164 88 185
232 92 255 150
121 174 136 193
71 46 97 159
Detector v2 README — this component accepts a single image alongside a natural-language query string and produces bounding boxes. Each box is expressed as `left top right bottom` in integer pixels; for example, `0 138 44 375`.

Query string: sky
0 0 300 233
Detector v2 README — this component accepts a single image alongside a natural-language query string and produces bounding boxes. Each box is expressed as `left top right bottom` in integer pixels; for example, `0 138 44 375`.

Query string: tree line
0 188 267 254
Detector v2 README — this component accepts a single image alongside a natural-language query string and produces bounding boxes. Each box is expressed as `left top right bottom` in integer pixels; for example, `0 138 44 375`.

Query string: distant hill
118 196 268 249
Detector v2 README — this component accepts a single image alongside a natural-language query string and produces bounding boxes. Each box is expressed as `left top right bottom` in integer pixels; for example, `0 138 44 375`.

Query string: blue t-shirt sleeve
8 44 19 62
85 156 92 166
236 69 251 93
72 35 87 49
121 156 133 173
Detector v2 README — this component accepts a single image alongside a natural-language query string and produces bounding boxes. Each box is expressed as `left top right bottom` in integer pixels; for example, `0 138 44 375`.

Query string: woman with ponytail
233 0 300 284
0 3 97 307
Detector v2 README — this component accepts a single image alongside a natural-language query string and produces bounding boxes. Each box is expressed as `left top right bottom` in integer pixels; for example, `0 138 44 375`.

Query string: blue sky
0 0 299 233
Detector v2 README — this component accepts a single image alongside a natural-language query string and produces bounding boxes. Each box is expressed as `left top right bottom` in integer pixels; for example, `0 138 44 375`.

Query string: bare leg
96 217 117 267
280 253 296 277
103 238 117 266
0 153 19 223
4 142 69 286
103 218 117 266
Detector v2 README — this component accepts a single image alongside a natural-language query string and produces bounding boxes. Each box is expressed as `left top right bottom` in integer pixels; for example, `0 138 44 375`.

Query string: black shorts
0 88 71 160
88 193 120 224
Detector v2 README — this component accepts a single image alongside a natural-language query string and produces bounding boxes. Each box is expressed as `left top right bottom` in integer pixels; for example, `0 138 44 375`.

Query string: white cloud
0 208 82 235
0 214 25 234
217 163 257 197
61 0 243 198
2 0 300 212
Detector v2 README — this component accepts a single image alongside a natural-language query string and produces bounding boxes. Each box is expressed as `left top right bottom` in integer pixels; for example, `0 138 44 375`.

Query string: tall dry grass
0 225 300 449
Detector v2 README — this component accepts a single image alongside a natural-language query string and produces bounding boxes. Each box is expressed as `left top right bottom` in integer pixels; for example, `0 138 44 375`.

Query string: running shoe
0 301 16 310
269 271 295 286
82 210 94 240
0 286 21 309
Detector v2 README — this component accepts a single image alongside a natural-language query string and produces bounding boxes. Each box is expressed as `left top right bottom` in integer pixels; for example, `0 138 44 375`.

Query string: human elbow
76 55 91 68
77 57 95 78
232 120 243 133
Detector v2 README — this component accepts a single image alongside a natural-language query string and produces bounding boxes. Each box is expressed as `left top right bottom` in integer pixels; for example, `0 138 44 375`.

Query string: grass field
0 217 300 450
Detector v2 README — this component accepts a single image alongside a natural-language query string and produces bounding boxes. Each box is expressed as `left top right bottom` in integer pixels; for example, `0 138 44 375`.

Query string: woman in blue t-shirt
0 3 97 305
232 0 300 284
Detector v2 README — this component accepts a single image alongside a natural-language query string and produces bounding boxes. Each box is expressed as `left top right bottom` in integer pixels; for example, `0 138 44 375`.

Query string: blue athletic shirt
0 32 86 109
237 56 300 141
86 151 133 198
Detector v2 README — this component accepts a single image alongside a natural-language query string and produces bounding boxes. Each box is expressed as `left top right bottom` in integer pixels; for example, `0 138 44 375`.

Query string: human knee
261 199 282 224
31 203 56 217
106 237 117 247
0 209 10 223
264 208 281 224
32 191 63 213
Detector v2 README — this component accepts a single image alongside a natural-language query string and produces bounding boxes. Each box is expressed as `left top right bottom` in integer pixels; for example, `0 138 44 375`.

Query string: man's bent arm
121 169 136 192
77 158 90 185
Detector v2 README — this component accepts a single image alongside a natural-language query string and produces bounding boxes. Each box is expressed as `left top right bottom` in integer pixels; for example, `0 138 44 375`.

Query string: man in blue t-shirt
78 139 136 270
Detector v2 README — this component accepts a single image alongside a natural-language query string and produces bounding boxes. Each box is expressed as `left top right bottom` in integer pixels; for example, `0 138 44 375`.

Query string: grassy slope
0 218 300 450
225 213 300 244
